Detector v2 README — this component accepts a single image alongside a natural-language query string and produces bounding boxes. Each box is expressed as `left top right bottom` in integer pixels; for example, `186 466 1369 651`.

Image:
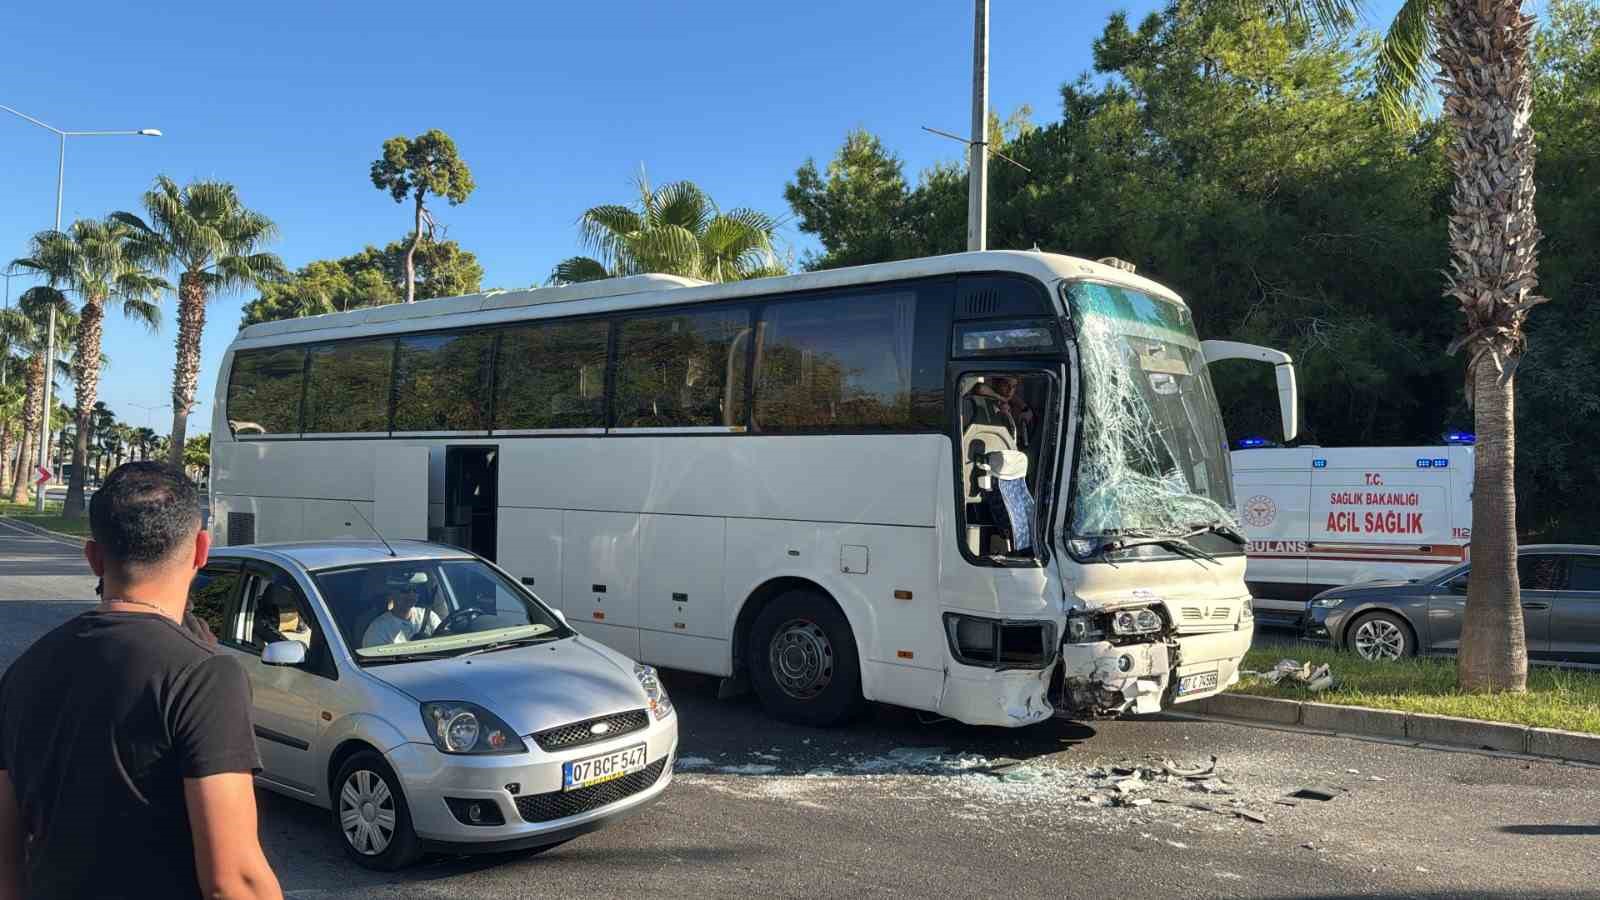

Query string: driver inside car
362 587 442 648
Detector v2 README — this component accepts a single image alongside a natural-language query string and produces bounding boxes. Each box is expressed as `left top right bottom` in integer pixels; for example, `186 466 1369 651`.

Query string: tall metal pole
966 0 989 252
34 136 64 511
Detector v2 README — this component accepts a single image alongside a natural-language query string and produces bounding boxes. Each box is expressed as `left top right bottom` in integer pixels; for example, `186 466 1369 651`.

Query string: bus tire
748 590 865 727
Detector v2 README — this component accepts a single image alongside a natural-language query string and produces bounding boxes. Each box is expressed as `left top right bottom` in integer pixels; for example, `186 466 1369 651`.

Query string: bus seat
983 450 1034 553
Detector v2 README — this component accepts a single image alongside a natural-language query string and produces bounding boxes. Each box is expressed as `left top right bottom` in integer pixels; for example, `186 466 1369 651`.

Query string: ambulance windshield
1066 281 1236 539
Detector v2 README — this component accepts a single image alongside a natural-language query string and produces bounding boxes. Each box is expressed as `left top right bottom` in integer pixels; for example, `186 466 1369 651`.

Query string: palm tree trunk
0 418 12 498
10 357 42 506
405 191 423 303
167 271 208 468
64 299 105 519
1436 0 1541 692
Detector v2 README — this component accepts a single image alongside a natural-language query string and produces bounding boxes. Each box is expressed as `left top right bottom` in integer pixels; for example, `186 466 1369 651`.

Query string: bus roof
231 250 1186 347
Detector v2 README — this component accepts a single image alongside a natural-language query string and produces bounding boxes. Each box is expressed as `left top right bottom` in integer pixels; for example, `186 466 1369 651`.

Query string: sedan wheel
340 769 397 856
1350 612 1412 661
332 751 422 870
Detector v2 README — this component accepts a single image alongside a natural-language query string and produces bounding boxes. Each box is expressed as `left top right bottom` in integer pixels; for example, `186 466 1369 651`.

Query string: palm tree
4 289 75 504
551 173 786 285
133 426 158 461
116 177 286 468
1259 0 1542 691
11 217 166 517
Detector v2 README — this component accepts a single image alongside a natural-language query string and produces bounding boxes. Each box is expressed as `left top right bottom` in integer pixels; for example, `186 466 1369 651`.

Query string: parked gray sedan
187 540 678 870
1304 544 1600 662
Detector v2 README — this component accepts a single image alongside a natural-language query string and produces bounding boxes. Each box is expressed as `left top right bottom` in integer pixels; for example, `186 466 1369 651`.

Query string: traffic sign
34 466 51 486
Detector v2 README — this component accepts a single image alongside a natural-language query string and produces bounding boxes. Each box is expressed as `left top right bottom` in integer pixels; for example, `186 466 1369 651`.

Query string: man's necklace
103 597 168 614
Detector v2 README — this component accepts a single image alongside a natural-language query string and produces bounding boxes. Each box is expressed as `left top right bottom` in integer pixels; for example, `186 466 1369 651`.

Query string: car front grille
532 709 650 752
514 758 667 823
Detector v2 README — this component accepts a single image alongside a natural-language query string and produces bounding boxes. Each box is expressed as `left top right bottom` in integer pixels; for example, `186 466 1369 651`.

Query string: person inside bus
362 586 441 647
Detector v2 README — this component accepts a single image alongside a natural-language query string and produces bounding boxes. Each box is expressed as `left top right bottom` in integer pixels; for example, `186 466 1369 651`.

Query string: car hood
367 636 647 737
1317 579 1427 601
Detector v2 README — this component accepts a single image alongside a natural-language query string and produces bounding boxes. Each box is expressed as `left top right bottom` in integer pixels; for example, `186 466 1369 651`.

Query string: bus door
442 445 498 561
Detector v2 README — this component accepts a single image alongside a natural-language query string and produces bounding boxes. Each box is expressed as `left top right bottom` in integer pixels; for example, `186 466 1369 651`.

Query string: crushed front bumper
1056 625 1252 718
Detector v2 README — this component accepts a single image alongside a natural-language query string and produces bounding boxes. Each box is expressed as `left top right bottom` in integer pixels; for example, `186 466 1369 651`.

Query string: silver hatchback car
186 540 678 869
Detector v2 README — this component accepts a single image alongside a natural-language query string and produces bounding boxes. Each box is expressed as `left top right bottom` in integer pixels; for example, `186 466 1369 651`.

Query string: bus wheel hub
770 619 833 700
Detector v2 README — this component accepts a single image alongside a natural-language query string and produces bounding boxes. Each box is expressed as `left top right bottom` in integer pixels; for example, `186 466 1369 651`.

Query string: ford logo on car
591 721 612 735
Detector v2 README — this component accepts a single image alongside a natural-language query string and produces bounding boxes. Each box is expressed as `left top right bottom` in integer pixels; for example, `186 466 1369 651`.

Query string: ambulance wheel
1347 611 1414 661
750 590 866 727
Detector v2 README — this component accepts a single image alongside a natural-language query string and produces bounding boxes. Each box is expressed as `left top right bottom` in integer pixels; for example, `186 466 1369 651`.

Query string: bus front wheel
749 591 865 727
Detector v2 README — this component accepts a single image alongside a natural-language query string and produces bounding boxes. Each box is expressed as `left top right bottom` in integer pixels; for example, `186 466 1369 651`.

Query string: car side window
239 565 323 662
187 564 243 637
1565 557 1600 592
1518 555 1567 591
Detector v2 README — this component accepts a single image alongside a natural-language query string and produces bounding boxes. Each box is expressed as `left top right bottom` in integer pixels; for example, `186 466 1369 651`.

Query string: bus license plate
1177 670 1219 695
563 744 649 791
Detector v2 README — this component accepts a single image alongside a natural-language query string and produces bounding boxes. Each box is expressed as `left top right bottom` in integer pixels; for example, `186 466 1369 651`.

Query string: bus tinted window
304 339 395 433
392 331 495 431
495 320 609 430
755 290 934 431
614 308 750 428
227 347 306 435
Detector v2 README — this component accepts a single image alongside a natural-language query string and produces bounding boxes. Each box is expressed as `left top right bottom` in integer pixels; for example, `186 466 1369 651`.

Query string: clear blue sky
1 0 1407 437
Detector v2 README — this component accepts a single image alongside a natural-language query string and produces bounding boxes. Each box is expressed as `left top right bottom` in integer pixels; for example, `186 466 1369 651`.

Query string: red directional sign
34 466 51 486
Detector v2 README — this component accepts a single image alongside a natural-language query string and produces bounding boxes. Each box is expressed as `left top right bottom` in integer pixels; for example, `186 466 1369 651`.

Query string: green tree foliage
784 1 1598 541
370 130 476 304
240 236 484 326
552 173 786 285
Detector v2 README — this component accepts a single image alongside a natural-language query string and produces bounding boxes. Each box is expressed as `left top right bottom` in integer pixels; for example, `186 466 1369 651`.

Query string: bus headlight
1110 608 1163 635
1064 611 1106 643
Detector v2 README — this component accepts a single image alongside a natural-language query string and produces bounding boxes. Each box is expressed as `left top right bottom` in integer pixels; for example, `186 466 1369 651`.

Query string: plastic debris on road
1245 658 1335 692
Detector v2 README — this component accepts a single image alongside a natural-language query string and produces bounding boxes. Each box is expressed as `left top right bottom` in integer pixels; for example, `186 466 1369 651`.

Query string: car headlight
1110 607 1163 635
420 702 526 755
635 663 674 720
1309 596 1346 608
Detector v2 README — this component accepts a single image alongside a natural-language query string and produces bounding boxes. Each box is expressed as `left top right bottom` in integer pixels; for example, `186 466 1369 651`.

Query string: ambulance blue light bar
1312 458 1327 468
1417 459 1433 468
1234 436 1276 449
1444 431 1475 445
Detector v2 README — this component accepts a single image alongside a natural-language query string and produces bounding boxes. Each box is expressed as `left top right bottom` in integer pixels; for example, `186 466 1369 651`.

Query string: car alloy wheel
1352 616 1407 661
340 768 398 856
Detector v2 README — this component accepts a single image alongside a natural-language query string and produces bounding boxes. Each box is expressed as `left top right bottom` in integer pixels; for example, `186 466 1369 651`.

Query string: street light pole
966 0 989 252
1 104 160 511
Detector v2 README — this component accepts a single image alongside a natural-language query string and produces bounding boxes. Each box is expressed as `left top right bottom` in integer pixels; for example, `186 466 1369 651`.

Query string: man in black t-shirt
0 463 281 899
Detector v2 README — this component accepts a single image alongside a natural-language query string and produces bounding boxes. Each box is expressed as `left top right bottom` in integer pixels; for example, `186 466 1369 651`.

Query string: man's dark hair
88 462 201 565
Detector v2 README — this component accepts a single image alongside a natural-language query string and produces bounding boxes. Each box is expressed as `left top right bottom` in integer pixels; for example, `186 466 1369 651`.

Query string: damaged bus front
1054 277 1294 717
942 259 1294 726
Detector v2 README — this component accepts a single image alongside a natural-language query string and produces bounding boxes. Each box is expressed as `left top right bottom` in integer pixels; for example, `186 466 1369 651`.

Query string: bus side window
496 320 610 430
958 373 1050 560
614 308 750 428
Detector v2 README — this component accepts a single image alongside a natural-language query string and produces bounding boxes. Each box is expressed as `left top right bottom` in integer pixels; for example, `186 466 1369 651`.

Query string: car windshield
312 558 567 662
1066 281 1236 538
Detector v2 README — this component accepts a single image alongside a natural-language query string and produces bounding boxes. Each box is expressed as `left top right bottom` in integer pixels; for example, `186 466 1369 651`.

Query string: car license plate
1177 670 1219 695
563 743 649 791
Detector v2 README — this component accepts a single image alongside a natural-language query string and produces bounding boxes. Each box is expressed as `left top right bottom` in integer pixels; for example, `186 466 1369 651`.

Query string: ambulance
1230 434 1476 627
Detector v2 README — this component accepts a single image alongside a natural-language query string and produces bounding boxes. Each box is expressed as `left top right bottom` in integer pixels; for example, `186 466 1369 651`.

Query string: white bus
211 250 1293 728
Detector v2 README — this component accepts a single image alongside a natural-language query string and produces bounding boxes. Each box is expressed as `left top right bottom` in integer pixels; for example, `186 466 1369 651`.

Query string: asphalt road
1 525 1597 898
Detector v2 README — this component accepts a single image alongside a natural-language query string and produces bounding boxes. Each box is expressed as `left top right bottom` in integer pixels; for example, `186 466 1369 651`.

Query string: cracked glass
1066 281 1236 538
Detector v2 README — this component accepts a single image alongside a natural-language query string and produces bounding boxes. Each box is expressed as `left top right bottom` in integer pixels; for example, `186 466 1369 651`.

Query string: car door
1425 555 1556 655
1546 553 1600 663
233 561 334 798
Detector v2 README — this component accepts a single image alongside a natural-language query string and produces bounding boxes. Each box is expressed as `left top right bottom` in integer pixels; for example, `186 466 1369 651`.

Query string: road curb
0 516 86 546
1187 692 1600 765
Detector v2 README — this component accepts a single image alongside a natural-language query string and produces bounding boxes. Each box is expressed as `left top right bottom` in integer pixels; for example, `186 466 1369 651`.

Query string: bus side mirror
1200 340 1299 443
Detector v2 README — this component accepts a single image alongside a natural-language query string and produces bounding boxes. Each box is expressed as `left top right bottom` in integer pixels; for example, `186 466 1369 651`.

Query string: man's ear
192 527 211 570
85 540 107 577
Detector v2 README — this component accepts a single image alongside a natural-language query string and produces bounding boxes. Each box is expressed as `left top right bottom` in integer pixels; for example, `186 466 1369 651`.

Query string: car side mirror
1448 580 1469 595
553 609 569 627
263 640 307 667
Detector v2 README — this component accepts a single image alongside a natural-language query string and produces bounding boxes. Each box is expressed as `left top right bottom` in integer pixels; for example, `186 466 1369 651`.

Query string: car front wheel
1348 611 1414 661
333 751 423 870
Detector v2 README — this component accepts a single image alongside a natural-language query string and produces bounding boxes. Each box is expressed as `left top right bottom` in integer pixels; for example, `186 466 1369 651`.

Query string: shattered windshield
1066 281 1236 538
